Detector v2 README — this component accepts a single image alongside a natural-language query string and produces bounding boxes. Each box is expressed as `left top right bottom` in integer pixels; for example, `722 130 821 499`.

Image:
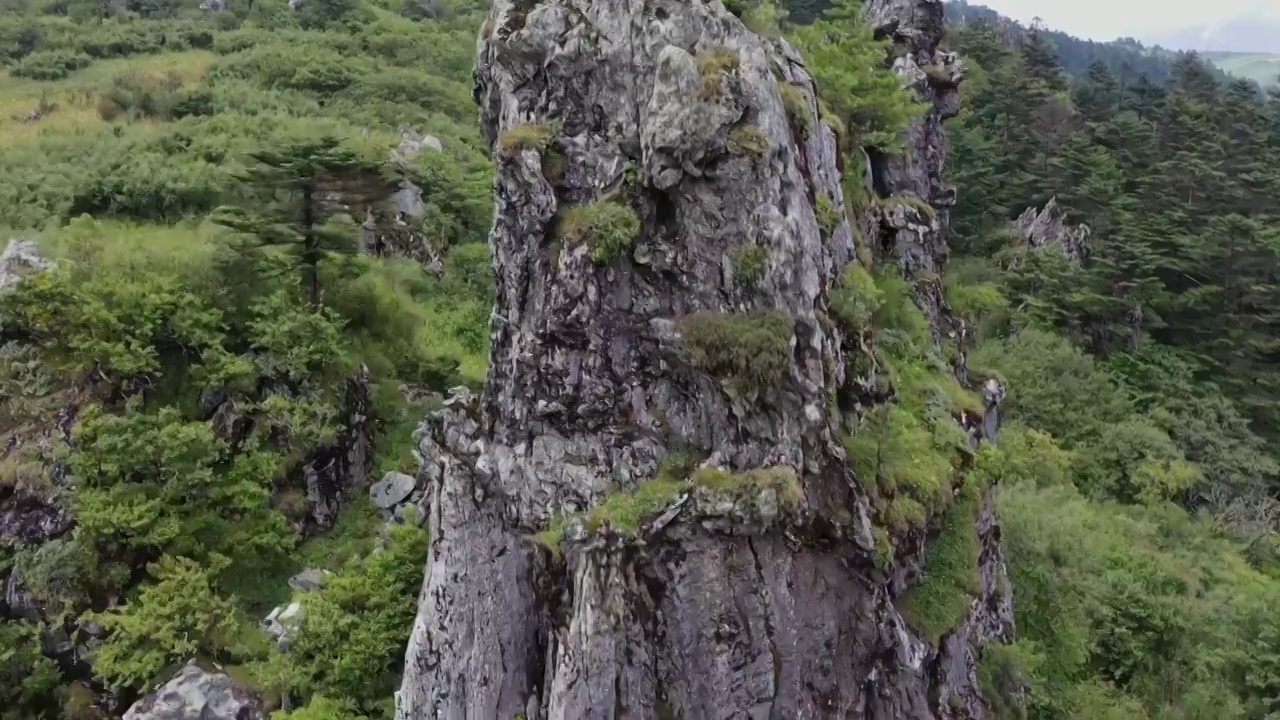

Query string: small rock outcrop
122 663 265 720
0 238 51 291
395 0 1011 718
370 471 417 510
1014 197 1091 264
363 127 446 275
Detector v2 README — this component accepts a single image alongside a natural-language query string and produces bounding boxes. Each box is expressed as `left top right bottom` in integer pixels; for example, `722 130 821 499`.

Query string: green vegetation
252 522 427 713
557 200 641 264
726 123 769 158
814 192 841 237
932 17 1280 717
829 262 881 333
538 459 802 546
0 1 491 717
778 82 813 138
495 121 556 157
790 0 923 152
898 485 980 642
679 310 791 387
733 244 768 285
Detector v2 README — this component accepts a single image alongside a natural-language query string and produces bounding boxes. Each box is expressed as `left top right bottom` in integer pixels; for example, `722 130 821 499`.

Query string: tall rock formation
396 0 1012 718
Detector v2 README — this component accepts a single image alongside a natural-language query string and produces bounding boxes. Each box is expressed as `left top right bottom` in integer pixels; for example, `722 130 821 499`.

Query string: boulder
287 568 330 592
370 471 416 509
123 662 265 720
262 601 303 651
0 238 51 292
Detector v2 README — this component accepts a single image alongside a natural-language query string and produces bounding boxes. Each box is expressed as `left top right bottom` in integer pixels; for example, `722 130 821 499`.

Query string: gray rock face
396 0 1011 718
1014 197 1091 264
370 471 417 509
287 567 331 592
0 238 51 292
123 663 265 720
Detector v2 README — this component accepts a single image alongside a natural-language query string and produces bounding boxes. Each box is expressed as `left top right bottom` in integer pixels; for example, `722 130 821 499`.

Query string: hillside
1205 51 1280 87
1156 15 1280 55
945 0 1215 84
2 1 1280 720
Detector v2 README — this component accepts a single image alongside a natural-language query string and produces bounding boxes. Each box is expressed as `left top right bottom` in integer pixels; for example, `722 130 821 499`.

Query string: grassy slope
1205 51 1280 87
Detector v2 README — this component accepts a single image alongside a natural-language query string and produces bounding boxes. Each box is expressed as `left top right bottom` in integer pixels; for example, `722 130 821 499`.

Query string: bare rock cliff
395 1 1012 718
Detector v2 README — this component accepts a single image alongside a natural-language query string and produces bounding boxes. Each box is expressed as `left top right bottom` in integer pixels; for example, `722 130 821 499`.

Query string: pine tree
214 137 395 308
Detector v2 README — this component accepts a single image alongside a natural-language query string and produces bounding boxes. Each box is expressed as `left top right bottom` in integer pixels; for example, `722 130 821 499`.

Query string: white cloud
967 0 1280 43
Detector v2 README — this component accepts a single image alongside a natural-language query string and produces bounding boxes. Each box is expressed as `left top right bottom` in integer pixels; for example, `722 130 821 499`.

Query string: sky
969 0 1280 44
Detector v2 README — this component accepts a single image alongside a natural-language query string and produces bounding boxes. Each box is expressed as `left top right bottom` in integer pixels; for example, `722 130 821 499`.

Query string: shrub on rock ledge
557 200 641 264
495 122 557 157
679 310 791 386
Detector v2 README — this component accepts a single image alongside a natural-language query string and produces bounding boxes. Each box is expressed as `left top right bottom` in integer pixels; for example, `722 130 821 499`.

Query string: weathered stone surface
287 567 330 592
0 238 50 292
370 471 417 509
262 601 303 651
123 662 265 720
396 0 1012 718
1014 197 1091 264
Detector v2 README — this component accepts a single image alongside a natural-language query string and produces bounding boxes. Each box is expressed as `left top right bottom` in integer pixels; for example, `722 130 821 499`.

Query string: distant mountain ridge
1155 16 1280 54
944 0 1226 85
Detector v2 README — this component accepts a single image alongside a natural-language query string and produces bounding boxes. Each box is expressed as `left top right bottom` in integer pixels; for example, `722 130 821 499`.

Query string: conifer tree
214 137 394 308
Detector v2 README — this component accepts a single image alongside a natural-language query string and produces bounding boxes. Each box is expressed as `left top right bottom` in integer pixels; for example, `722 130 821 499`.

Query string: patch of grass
898 486 981 643
296 496 384 571
585 477 687 535
495 121 556 157
557 200 641 264
690 466 803 508
779 83 813 138
829 263 882 334
726 123 768 158
815 193 842 238
679 310 791 387
696 47 740 99
733 244 767 286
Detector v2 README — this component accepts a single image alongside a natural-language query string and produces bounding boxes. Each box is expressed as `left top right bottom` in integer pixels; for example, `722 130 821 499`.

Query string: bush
0 620 62 720
91 556 261 691
898 485 981 642
11 48 89 79
557 200 640 264
252 522 427 712
696 46 739 98
679 310 792 387
495 121 557 157
830 263 881 334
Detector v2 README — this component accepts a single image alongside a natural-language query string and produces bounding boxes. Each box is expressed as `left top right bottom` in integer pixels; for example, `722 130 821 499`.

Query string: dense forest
1 0 1280 718
942 18 1280 720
